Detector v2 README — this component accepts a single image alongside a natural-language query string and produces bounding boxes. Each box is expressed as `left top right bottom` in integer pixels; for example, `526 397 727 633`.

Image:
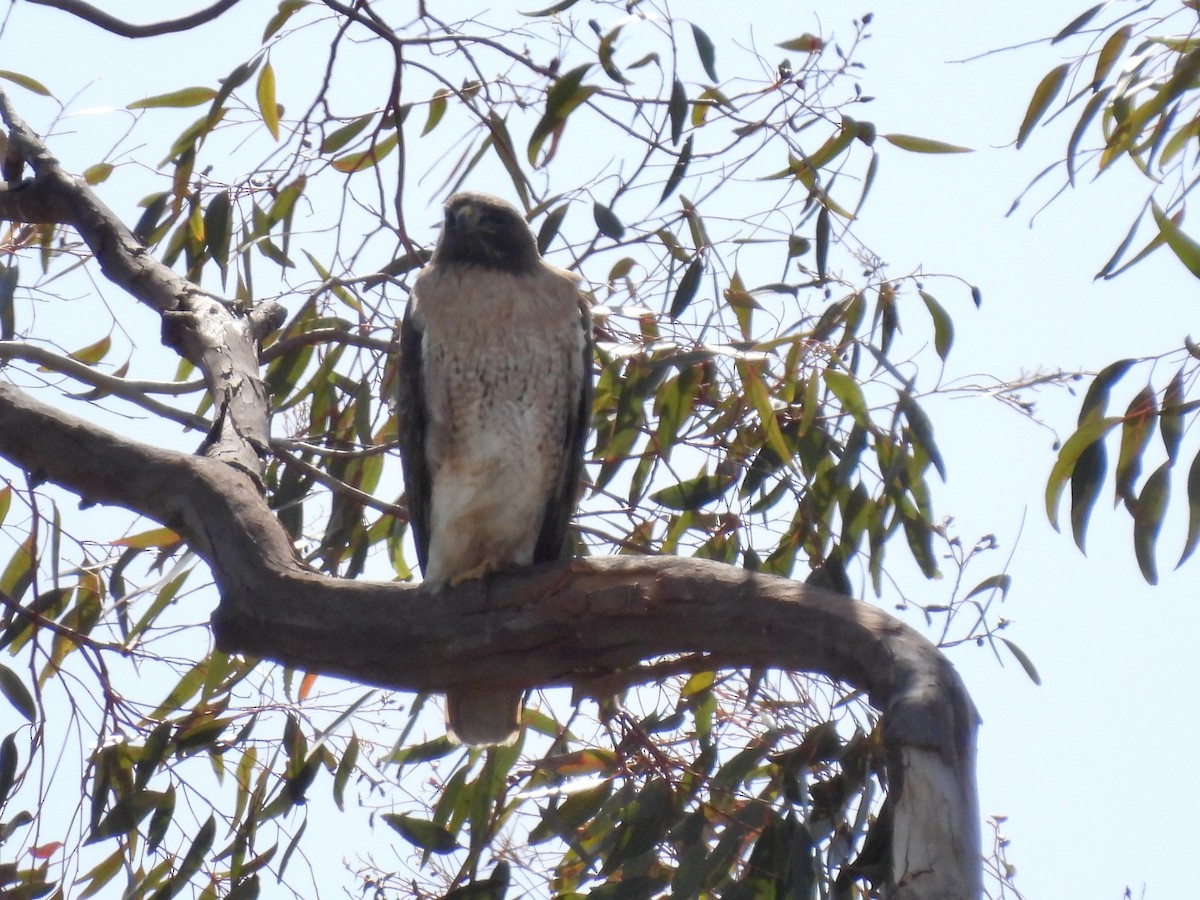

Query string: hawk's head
434 192 540 274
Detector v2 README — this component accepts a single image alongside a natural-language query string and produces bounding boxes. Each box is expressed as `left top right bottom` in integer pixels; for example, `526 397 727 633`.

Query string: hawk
397 191 592 745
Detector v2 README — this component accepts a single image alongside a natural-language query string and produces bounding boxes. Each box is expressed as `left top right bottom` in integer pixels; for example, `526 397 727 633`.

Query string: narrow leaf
0 663 35 721
1052 3 1105 43
1115 385 1158 507
1000 638 1042 685
669 257 703 318
422 89 449 136
1133 461 1170 584
128 86 217 109
776 34 824 53
1179 449 1200 567
659 134 693 204
1161 367 1185 465
383 814 460 854
1046 416 1122 528
1093 25 1132 88
320 115 373 154
883 133 972 154
668 78 687 144
1070 438 1106 552
0 69 49 95
1151 201 1200 278
691 24 718 81
918 290 954 360
1017 63 1070 148
823 369 871 427
1080 358 1135 423
256 62 280 140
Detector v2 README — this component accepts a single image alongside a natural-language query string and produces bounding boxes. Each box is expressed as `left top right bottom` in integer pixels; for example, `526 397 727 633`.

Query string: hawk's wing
397 301 431 574
533 295 593 563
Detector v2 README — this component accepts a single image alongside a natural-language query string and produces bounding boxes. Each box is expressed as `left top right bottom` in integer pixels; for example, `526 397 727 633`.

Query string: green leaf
320 115 374 154
669 257 703 318
0 264 16 341
1092 25 1132 89
257 61 280 140
76 847 125 899
1000 638 1042 685
1161 367 1185 465
0 663 35 721
128 86 218 109
1070 438 1106 552
1052 3 1104 43
331 133 398 173
918 290 954 360
1080 358 1135 423
1017 63 1070 148
650 470 736 510
659 134 693 204
1046 416 1122 528
333 735 358 812
83 163 114 185
263 0 310 39
528 64 597 165
964 573 1011 601
65 335 112 366
1150 201 1200 278
1133 461 1170 584
1115 385 1158 508
823 369 871 428
815 205 830 282
776 34 824 53
205 189 233 278
691 24 718 81
383 813 460 854
882 133 972 154
537 203 569 254
668 78 687 144
0 70 51 96
520 0 581 14
422 89 449 136
899 390 946 481
157 814 215 897
1178 449 1200 567
592 201 626 240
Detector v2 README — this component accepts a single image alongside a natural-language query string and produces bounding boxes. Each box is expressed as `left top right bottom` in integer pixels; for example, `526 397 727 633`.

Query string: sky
1 1 1197 898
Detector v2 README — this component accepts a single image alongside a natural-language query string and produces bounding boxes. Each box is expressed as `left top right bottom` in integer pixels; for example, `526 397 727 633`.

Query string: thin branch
0 341 209 429
269 444 407 519
25 0 246 38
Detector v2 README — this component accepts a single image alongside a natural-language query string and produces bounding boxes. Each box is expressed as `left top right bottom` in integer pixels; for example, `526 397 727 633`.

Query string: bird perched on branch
396 191 592 745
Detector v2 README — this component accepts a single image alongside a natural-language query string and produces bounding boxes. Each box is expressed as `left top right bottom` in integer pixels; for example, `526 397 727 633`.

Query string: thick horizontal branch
0 379 981 898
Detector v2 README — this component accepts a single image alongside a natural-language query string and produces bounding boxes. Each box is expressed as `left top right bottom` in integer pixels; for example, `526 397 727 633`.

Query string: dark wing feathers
532 297 593 563
397 303 432 574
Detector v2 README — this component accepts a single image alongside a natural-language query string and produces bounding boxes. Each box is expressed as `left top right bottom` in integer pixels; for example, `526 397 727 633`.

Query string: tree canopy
0 2 1040 898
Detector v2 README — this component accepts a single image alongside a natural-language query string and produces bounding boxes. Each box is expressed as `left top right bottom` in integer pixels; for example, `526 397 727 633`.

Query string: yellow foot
447 557 503 587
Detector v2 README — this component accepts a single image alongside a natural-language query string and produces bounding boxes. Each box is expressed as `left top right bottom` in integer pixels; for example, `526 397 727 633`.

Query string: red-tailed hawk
397 191 592 745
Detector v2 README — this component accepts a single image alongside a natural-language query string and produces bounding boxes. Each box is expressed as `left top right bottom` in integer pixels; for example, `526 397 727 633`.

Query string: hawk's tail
446 687 523 746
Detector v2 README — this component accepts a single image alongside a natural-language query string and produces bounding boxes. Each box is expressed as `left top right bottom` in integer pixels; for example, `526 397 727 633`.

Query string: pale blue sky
1 1 1196 898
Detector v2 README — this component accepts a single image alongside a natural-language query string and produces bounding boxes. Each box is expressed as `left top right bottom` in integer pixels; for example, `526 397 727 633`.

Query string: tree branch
0 88 284 478
25 0 246 38
0 378 981 898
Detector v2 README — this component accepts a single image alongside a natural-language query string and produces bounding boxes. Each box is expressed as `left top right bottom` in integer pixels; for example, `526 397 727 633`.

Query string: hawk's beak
445 202 480 236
